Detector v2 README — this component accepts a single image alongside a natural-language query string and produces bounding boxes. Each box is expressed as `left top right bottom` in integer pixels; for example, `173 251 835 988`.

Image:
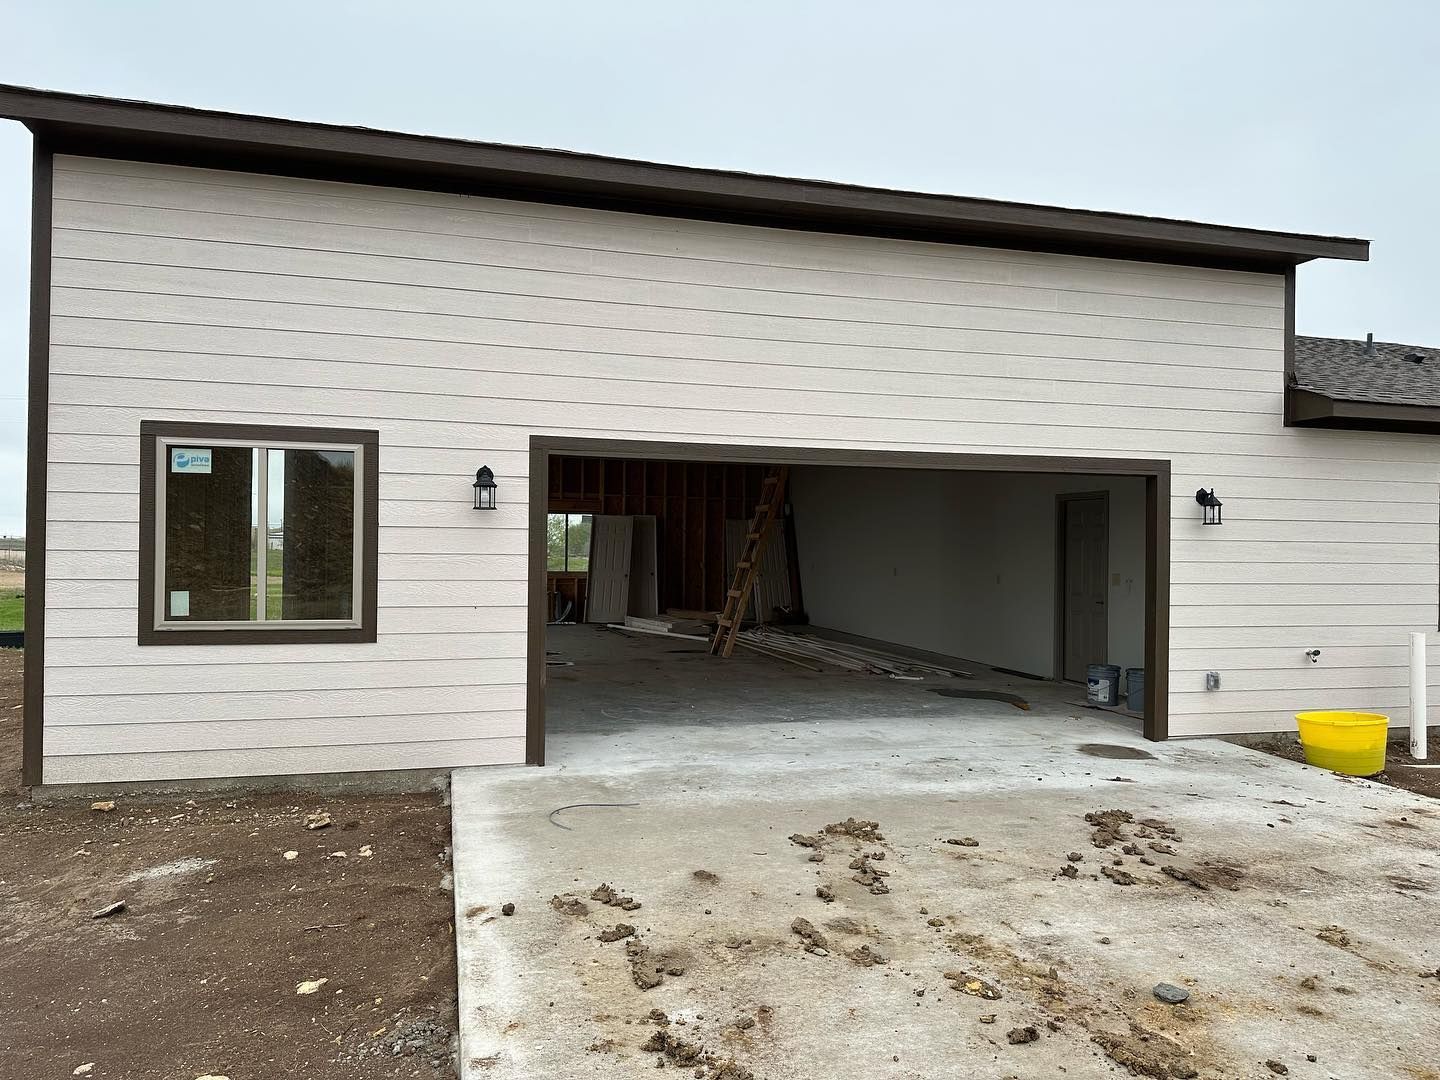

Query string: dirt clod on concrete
815 884 834 903
638 1030 756 1080
1101 865 1137 886
1091 1024 1200 1079
1316 925 1352 948
788 833 821 849
1007 1025 1039 1045
590 882 641 911
822 818 885 843
1085 809 1134 847
598 923 636 942
790 917 829 953
1266 1061 1289 1075
1160 866 1208 890
625 938 664 989
549 894 590 916
847 943 888 967
944 971 1002 1000
692 869 719 883
500 902 515 916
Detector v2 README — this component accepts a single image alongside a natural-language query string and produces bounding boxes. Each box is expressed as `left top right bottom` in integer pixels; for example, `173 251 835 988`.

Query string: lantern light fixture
472 466 498 511
1195 487 1222 526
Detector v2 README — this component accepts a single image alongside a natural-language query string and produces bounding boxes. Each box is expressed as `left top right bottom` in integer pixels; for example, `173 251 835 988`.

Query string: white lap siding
42 155 1440 781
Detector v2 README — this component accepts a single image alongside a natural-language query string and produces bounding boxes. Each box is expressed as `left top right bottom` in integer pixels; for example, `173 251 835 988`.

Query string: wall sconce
472 466 497 511
1195 488 1222 526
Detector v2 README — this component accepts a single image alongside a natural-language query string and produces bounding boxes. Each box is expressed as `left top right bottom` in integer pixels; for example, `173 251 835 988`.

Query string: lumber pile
738 627 972 680
607 614 713 641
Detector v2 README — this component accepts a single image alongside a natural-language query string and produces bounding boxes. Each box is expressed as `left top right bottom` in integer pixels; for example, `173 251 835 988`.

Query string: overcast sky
1 1 1436 536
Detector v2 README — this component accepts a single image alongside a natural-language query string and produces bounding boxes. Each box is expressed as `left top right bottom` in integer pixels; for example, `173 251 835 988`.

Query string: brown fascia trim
22 144 52 787
1285 387 1440 434
137 420 379 646
0 83 1368 271
526 435 1172 762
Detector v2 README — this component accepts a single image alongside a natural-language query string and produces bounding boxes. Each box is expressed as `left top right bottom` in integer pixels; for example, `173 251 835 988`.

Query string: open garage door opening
527 439 1169 765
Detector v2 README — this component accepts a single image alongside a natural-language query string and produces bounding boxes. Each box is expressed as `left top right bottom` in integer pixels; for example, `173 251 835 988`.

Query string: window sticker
170 447 213 474
170 590 190 617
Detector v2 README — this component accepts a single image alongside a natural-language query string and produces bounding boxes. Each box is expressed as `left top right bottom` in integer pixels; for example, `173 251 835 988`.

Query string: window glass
546 512 593 572
162 442 357 625
164 445 255 621
269 448 356 620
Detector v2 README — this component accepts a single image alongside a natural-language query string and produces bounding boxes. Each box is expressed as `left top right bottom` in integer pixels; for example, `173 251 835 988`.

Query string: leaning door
1061 494 1109 682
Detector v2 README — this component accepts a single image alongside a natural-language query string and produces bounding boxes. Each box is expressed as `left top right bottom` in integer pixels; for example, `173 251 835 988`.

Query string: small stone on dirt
90 801 115 813
1007 1025 1039 1045
927 917 944 927
303 812 332 830
73 1066 94 1077
1153 982 1190 1004
978 1014 996 1024
282 850 298 861
295 978 329 995
91 900 126 919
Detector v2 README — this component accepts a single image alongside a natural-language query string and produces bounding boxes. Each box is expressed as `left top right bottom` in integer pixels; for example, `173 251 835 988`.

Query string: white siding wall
42 155 1440 781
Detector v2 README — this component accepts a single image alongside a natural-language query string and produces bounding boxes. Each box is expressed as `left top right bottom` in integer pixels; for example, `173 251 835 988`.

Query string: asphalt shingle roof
1292 335 1440 408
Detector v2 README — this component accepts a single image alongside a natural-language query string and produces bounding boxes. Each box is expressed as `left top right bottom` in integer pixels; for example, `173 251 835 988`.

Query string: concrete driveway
451 698 1440 1079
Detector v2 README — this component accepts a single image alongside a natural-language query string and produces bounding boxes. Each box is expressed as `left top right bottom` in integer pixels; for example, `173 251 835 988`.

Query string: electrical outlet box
1205 671 1221 691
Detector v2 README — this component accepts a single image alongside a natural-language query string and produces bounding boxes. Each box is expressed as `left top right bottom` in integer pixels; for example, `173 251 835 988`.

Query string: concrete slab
453 629 1440 1079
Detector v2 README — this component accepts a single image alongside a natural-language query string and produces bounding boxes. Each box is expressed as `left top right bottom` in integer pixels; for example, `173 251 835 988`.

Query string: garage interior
533 444 1162 762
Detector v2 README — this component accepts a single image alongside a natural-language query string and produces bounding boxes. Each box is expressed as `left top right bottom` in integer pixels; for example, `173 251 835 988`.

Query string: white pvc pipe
1410 632 1428 761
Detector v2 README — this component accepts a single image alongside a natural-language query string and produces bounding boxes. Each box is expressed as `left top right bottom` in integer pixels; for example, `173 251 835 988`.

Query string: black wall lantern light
1195 488 1223 526
473 466 498 511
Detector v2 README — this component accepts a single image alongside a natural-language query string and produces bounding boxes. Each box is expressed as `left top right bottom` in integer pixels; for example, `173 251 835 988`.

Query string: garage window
547 512 593 572
138 422 378 644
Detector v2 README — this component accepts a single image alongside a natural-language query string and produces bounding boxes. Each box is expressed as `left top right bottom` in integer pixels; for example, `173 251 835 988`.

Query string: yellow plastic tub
1294 711 1389 776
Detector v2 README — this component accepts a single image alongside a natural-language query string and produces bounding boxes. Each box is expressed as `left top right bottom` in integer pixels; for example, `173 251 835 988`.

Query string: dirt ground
0 649 460 1079
1229 724 1440 799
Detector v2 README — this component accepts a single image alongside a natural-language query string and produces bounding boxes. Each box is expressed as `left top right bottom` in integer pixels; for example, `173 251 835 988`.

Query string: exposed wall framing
547 454 774 614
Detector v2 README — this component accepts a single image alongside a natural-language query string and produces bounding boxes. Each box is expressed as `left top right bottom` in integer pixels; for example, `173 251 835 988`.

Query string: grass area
0 590 21 632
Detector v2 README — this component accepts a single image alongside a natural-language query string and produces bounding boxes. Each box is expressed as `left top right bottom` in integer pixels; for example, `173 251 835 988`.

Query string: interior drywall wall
789 467 1146 678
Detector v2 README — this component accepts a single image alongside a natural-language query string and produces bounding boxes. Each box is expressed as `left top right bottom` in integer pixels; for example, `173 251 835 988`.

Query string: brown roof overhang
0 84 1370 271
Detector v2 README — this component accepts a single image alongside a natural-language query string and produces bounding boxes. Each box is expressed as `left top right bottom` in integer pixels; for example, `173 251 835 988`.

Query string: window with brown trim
138 421 379 645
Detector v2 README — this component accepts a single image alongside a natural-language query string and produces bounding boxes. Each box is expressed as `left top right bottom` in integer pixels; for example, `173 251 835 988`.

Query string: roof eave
1286 387 1440 434
0 84 1371 271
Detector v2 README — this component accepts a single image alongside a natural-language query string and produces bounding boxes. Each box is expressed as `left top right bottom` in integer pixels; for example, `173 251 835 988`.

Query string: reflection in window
546 513 592 572
161 442 358 625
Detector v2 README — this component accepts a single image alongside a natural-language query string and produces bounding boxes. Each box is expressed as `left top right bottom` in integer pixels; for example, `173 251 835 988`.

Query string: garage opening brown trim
137 420 380 646
21 143 52 787
0 84 1368 271
527 436 1172 765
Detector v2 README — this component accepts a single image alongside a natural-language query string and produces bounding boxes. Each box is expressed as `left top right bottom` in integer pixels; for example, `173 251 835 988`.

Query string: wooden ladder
710 465 789 658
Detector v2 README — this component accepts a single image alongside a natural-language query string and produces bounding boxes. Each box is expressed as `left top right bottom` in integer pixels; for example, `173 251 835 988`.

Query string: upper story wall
39 154 1439 781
